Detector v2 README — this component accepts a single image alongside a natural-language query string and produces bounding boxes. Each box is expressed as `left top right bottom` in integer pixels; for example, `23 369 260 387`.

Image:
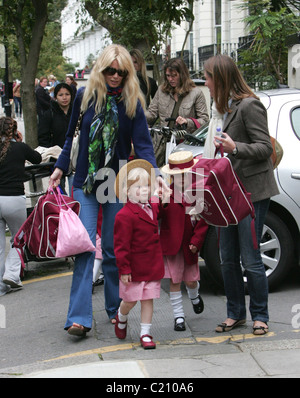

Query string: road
0 254 300 379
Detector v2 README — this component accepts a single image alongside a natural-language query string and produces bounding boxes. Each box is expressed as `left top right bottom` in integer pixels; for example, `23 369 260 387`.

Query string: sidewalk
1 249 300 379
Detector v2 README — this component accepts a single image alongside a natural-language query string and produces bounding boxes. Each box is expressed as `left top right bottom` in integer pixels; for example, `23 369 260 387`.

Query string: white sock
186 282 200 304
170 291 184 321
140 323 152 342
117 308 128 329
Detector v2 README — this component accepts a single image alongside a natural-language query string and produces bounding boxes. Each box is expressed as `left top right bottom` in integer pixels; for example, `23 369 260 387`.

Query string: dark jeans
219 199 270 322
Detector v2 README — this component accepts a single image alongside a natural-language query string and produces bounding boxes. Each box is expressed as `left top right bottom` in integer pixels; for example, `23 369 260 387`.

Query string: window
291 107 300 140
215 0 222 54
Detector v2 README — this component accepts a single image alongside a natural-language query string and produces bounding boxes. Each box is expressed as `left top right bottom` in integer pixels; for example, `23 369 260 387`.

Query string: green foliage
238 1 300 89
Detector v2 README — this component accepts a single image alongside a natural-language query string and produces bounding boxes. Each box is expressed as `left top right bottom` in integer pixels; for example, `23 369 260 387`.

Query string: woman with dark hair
203 54 279 335
65 75 78 98
145 57 208 166
145 57 208 131
130 49 158 107
38 82 73 148
0 117 41 295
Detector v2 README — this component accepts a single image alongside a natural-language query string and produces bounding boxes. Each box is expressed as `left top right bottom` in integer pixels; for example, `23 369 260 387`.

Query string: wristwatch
232 146 238 156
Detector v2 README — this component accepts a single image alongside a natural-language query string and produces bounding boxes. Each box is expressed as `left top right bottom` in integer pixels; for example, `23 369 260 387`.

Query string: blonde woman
130 49 158 107
49 44 160 336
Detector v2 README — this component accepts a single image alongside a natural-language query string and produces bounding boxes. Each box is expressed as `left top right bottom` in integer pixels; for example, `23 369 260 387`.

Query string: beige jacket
145 86 209 133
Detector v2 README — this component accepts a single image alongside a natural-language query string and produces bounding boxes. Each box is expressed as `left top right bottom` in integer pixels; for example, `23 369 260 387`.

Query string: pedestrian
65 75 78 98
130 49 158 107
0 117 42 296
48 74 59 98
35 76 51 119
38 82 73 148
145 57 209 167
160 151 208 331
203 54 279 335
49 44 165 337
13 81 22 119
113 160 170 349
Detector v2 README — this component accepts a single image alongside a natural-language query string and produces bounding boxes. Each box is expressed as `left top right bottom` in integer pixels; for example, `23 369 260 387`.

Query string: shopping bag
56 206 95 257
165 134 177 165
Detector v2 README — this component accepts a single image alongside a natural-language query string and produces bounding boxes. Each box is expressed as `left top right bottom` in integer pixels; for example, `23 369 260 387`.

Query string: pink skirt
119 280 161 302
164 248 200 284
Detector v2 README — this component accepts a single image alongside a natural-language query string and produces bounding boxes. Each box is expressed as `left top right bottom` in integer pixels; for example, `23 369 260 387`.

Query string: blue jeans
219 199 270 323
64 188 122 330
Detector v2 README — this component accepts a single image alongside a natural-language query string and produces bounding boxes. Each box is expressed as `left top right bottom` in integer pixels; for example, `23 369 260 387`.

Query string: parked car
173 88 300 291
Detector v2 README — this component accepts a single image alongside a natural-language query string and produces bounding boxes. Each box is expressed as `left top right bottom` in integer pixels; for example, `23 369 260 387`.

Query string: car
173 88 300 291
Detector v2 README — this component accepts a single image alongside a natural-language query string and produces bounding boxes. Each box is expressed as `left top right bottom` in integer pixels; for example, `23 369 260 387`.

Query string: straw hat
161 151 199 175
114 159 155 201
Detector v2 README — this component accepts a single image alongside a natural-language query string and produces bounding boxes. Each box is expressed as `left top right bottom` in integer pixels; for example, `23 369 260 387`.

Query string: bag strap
168 96 183 129
74 111 83 138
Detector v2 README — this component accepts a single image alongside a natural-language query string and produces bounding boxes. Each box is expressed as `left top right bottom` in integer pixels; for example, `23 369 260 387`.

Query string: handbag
55 189 95 257
69 111 83 173
270 136 283 169
185 147 257 248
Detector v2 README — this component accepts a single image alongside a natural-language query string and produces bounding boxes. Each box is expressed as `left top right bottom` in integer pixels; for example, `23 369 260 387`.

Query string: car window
291 107 300 140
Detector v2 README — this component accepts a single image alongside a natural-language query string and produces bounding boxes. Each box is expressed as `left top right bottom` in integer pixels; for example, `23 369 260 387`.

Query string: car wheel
202 211 294 291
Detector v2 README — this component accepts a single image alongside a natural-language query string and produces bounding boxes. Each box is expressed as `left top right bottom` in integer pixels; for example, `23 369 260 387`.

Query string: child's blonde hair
124 168 151 195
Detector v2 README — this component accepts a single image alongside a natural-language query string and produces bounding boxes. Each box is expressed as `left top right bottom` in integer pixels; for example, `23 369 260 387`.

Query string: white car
173 88 300 290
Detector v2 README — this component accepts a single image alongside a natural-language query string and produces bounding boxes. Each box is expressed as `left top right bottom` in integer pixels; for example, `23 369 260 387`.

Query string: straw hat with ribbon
161 151 199 175
114 159 156 202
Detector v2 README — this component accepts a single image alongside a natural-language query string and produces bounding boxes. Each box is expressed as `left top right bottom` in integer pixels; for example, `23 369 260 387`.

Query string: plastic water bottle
216 126 222 143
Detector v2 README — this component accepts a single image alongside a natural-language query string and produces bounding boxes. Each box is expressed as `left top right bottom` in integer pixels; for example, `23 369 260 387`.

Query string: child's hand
189 244 198 254
121 274 132 285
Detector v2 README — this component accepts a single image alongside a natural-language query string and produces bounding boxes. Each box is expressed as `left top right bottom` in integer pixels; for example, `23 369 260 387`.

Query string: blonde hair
125 168 150 192
81 44 146 118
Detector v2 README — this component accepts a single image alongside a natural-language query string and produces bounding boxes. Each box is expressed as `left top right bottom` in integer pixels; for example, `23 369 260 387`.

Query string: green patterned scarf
83 86 122 194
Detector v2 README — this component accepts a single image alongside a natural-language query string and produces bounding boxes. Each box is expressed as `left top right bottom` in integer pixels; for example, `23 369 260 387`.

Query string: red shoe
140 334 156 349
115 314 127 339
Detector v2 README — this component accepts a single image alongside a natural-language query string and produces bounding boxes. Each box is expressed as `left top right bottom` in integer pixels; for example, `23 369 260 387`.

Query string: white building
61 0 248 75
61 0 110 71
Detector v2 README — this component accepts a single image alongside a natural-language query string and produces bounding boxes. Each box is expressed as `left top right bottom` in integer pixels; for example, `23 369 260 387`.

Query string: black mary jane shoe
192 295 204 314
174 317 186 331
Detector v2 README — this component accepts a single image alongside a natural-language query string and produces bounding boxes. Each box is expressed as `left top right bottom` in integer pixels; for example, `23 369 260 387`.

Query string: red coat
160 193 208 265
114 201 164 282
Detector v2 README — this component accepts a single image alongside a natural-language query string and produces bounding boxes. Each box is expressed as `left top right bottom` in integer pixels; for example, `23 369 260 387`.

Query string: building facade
61 0 248 75
61 0 110 71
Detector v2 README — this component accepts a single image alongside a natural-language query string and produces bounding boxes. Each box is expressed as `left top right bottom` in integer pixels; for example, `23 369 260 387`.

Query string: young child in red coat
113 159 171 349
160 151 209 331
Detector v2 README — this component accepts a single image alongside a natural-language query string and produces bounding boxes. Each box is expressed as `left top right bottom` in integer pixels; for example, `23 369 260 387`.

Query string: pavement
1 244 300 380
1 110 300 380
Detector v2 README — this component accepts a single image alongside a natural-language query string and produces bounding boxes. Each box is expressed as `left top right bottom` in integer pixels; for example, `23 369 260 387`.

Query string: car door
276 100 300 208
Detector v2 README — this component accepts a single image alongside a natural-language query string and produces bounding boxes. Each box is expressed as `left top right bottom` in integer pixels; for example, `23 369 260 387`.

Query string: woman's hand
49 168 63 188
176 116 187 127
155 176 172 203
214 132 236 154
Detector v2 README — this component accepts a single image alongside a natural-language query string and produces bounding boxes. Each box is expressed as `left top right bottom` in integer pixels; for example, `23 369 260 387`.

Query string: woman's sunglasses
103 67 128 78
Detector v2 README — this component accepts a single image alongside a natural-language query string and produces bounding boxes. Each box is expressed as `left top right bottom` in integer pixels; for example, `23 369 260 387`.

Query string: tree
238 1 300 89
80 0 194 81
0 0 66 147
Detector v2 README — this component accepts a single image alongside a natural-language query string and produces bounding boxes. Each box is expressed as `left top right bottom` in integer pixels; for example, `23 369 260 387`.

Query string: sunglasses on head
103 67 128 77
